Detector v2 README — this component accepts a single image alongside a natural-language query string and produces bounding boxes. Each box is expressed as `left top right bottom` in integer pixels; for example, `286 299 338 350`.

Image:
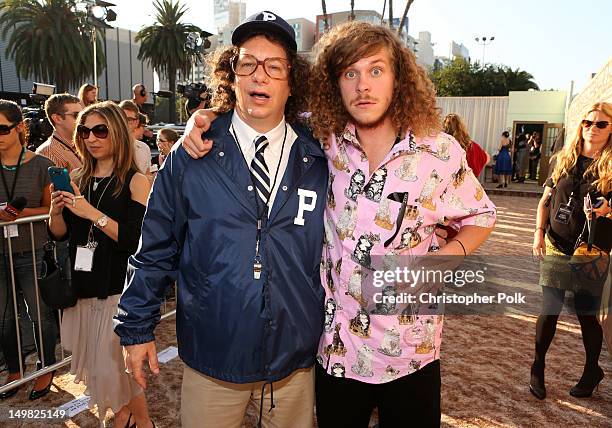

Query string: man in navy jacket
114 11 327 427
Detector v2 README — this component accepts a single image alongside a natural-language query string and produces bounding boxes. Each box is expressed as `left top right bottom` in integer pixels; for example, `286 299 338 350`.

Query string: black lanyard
230 123 288 279
0 146 26 202
53 135 79 158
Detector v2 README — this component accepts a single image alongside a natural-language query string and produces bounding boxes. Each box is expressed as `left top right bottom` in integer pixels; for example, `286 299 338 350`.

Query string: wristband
451 239 467 256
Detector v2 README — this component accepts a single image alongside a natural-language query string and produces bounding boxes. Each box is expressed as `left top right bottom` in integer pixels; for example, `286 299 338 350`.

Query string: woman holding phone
0 99 58 400
48 101 154 427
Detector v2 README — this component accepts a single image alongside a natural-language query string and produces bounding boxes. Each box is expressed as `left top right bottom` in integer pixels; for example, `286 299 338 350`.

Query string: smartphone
593 198 605 209
48 167 74 193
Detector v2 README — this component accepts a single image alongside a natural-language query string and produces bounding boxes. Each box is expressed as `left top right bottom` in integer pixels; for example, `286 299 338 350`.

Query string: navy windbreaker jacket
114 112 328 383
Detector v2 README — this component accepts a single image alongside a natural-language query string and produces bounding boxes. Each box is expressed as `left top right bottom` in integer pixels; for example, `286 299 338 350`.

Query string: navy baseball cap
232 11 297 51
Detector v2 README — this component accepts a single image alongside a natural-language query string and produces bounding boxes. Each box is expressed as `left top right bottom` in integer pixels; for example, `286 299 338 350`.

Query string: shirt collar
52 131 76 149
231 111 287 150
339 122 418 154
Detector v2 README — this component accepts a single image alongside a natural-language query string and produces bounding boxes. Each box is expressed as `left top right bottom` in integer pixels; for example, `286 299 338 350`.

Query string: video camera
23 83 55 149
177 83 211 116
177 82 209 102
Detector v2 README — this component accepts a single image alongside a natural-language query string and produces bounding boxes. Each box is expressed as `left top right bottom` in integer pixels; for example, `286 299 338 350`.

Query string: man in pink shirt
306 22 496 427
182 21 496 428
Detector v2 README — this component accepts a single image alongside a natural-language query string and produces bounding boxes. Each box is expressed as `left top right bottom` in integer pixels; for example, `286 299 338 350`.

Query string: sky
112 0 612 94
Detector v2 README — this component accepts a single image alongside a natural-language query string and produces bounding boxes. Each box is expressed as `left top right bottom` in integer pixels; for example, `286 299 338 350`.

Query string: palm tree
136 0 202 123
349 0 355 21
0 0 104 93
504 67 539 91
321 0 329 32
397 0 416 36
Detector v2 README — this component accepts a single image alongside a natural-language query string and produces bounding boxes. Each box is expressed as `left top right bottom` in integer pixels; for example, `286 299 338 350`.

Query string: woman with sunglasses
48 101 154 427
0 100 58 400
530 102 612 400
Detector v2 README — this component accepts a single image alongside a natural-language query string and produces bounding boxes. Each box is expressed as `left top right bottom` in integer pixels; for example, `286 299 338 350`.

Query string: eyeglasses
231 54 291 80
582 120 610 129
0 122 18 135
77 124 109 139
60 112 80 119
126 116 138 123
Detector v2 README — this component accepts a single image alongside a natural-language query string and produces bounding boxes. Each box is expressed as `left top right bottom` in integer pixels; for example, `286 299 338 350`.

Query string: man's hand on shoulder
182 109 217 159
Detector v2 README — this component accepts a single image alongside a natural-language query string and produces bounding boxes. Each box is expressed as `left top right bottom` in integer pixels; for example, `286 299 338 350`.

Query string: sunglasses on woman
581 120 610 129
0 122 18 135
77 124 109 139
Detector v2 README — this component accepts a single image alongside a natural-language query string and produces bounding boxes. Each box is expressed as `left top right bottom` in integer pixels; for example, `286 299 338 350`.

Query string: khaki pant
181 366 315 428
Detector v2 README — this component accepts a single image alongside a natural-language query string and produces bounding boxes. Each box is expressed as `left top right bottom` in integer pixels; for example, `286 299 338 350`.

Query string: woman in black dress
48 101 154 427
531 102 612 400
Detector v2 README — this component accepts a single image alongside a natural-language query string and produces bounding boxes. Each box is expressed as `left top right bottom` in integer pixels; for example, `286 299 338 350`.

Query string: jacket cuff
119 333 155 346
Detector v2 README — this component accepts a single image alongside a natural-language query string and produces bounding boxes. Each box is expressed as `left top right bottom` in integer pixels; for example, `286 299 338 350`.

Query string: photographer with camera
36 94 83 172
179 83 210 117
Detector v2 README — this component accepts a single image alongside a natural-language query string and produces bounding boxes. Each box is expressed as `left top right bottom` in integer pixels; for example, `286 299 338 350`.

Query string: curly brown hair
309 21 440 140
205 32 310 125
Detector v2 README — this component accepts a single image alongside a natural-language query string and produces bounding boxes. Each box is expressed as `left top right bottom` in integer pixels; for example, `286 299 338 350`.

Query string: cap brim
232 21 297 51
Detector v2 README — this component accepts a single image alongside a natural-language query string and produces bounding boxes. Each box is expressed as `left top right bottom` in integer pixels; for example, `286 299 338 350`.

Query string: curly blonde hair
309 21 440 140
443 113 472 150
550 102 612 194
205 32 310 124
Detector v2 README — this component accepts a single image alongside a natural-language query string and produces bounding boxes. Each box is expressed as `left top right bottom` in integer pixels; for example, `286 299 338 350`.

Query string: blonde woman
443 113 490 177
48 101 154 427
531 102 612 400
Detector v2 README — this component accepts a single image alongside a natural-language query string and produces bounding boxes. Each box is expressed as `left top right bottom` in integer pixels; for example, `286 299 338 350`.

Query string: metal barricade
0 214 177 396
0 214 67 395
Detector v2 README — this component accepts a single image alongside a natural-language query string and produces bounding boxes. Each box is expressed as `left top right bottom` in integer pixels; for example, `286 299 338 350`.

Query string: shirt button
247 185 254 191
282 185 288 191
303 157 309 163
218 151 224 157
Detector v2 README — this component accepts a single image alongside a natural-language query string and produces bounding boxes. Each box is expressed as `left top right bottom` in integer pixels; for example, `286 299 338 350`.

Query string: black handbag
38 241 77 310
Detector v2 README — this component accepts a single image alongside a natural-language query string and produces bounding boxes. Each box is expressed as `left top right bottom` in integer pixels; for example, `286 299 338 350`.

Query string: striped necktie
250 135 271 205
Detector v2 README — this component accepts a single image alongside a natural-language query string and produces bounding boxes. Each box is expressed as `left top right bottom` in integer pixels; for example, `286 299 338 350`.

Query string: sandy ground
0 195 610 427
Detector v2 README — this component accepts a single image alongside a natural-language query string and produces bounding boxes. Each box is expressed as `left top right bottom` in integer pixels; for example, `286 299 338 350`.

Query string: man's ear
50 113 61 126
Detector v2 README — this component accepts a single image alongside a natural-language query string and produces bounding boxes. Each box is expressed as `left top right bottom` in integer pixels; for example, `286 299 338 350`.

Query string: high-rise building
315 10 383 42
449 41 470 60
287 18 316 53
314 11 419 58
415 31 435 68
214 0 246 47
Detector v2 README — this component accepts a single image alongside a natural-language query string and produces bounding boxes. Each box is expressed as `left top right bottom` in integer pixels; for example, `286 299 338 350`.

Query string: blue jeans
0 251 58 373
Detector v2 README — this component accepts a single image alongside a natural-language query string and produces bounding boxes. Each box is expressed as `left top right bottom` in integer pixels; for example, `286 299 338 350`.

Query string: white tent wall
436 96 509 156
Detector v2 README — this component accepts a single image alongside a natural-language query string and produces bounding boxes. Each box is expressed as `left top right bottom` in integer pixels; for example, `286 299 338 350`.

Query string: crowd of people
0 9 610 428
0 81 174 427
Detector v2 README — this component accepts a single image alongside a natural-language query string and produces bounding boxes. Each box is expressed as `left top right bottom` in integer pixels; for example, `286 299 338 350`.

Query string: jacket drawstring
257 381 276 427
